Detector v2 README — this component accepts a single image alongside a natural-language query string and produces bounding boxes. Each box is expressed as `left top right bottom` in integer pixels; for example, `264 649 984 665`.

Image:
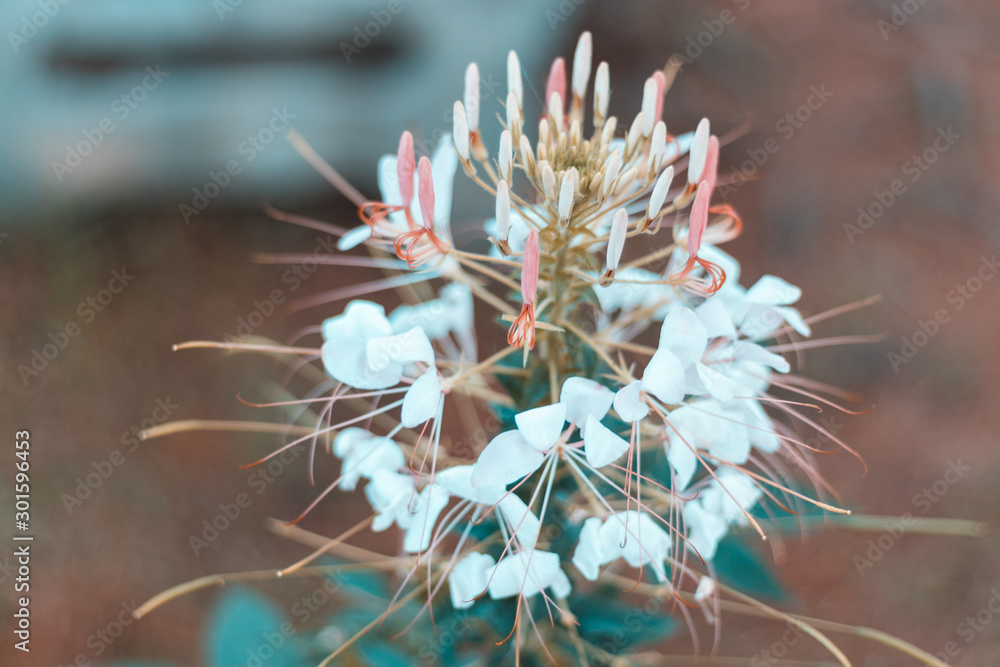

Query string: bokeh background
3 0 999 665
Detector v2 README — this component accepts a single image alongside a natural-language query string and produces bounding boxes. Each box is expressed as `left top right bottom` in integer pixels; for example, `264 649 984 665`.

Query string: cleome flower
140 29 951 667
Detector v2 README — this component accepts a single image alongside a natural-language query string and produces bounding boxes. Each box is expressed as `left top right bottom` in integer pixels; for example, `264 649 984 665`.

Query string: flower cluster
283 30 857 630
135 30 972 667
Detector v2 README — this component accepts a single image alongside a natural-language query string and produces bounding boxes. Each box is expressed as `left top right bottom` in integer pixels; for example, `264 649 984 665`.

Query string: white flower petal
583 415 630 468
641 348 686 405
658 307 708 365
687 118 710 184
322 339 397 390
667 433 698 491
745 275 802 306
472 431 545 488
334 429 404 491
696 298 737 340
613 381 649 422
598 512 670 578
322 301 393 342
695 362 737 404
775 305 812 337
498 493 540 549
571 517 604 581
365 470 415 532
429 135 459 230
449 552 496 609
732 341 790 373
515 403 566 451
337 225 373 251
401 370 442 427
487 550 569 600
403 483 450 553
366 327 435 374
560 377 614 431
437 465 505 506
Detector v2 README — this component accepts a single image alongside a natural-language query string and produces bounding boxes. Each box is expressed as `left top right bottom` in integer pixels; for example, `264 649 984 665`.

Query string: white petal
647 166 674 220
515 403 566 451
452 101 469 160
606 208 627 271
322 301 393 342
641 348 686 405
593 61 610 122
696 298 737 340
745 275 802 306
498 131 513 183
667 432 698 490
571 517 604 581
613 381 649 422
560 377 614 430
775 305 812 337
658 307 708 365
695 362 737 404
640 77 658 135
507 50 523 109
337 225 373 251
694 576 716 602
429 135 460 231
583 415 630 468
449 552 496 609
732 341 790 373
322 339 396 390
472 431 545 487
366 326 435 370
558 167 577 223
402 483 450 553
498 493 540 549
365 470 414 532
339 434 404 491
688 118 711 184
488 550 567 600
437 465 504 505
463 63 480 132
496 179 511 238
401 370 442 427
571 31 592 99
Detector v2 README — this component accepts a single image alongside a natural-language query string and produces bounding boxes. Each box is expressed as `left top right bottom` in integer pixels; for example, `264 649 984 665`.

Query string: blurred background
2 0 999 665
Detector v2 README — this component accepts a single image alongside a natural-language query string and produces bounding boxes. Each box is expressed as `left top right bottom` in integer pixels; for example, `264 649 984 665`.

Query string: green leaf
574 589 677 652
712 535 786 603
204 586 300 667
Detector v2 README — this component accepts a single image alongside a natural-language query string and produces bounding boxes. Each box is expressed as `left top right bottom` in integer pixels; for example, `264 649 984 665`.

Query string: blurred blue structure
1 0 567 221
